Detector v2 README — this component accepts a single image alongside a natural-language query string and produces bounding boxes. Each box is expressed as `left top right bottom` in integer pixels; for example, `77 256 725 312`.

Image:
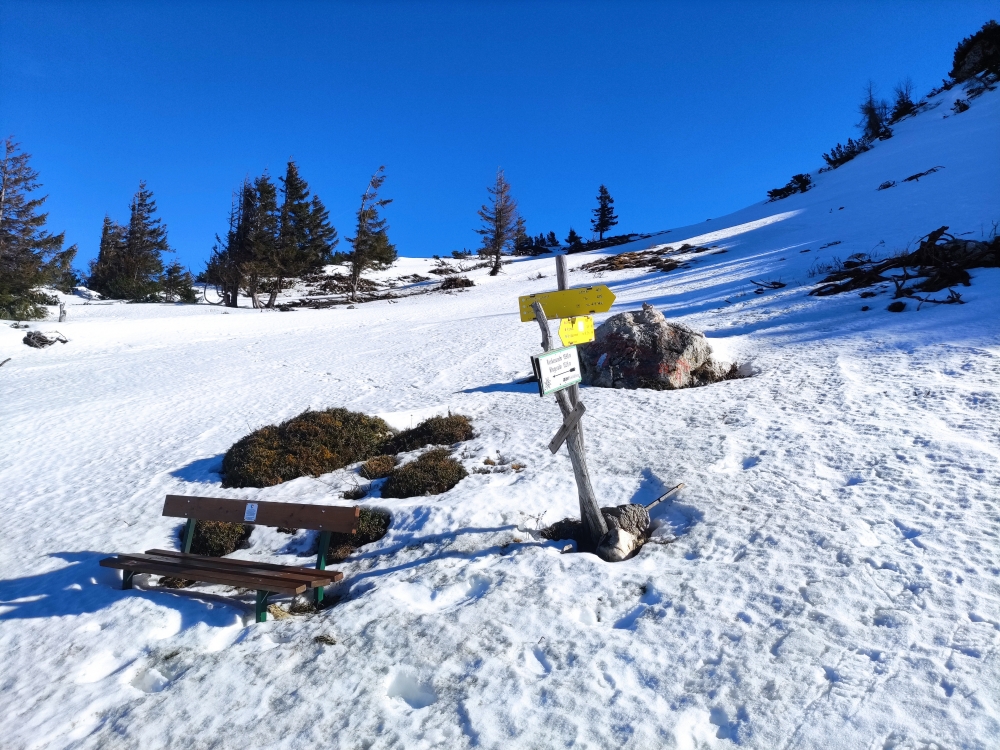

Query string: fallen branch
644 483 685 510
914 289 964 309
811 226 999 298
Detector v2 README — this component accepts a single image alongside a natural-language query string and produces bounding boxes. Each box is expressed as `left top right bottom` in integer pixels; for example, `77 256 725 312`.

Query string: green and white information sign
531 345 582 397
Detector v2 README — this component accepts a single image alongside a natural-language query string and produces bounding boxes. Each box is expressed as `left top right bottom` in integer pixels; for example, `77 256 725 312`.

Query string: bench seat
101 495 359 622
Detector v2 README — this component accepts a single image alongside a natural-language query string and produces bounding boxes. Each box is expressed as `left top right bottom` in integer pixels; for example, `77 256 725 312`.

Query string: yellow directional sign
518 285 616 322
558 315 595 346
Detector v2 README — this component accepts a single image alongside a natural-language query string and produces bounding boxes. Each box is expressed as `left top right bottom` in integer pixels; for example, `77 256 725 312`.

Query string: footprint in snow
386 669 437 709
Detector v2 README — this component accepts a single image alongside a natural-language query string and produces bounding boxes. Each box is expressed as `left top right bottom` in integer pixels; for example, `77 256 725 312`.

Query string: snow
1 80 999 749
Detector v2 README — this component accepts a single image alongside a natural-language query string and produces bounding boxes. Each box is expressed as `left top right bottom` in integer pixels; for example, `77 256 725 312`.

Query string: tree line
475 172 621 274
0 134 623 320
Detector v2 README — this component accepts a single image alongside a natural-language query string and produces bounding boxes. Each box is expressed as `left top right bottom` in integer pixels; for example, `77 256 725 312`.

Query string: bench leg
182 518 196 554
123 571 135 590
256 590 270 623
315 531 332 605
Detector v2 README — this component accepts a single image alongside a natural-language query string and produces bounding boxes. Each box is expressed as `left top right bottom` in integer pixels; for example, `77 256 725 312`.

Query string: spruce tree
889 78 916 123
206 183 251 307
89 181 170 300
476 168 519 276
88 215 126 296
247 173 280 307
591 184 618 241
0 137 78 319
347 166 396 302
160 260 197 302
564 227 583 250
546 231 559 247
264 162 337 307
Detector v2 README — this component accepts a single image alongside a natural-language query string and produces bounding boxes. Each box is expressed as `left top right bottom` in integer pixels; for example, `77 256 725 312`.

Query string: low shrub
360 454 396 480
183 520 253 557
383 414 474 454
221 408 395 488
440 275 475 290
767 173 812 202
380 449 468 498
821 137 871 170
326 507 391 562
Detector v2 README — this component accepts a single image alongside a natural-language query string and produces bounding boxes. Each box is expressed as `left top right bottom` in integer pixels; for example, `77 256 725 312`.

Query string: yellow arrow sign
518 285 616 322
558 315 595 346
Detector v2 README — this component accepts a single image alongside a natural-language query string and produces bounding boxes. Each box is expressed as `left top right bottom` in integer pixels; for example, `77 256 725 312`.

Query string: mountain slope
1 79 998 749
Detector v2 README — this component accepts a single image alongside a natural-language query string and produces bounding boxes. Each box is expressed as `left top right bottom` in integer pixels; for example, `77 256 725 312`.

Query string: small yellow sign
518 285 616 322
558 316 595 346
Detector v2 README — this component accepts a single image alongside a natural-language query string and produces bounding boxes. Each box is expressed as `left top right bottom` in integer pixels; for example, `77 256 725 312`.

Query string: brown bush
440 275 474 290
380 449 468 498
326 507 391 562
360 454 396 480
221 408 395 488
182 520 253 557
382 414 474 454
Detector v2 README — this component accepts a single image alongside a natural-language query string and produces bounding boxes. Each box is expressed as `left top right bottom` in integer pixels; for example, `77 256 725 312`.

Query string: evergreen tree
591 185 618 241
0 137 78 319
89 181 170 301
564 227 583 250
858 81 891 142
546 231 559 247
160 260 197 302
889 78 916 123
950 20 1000 81
347 166 396 302
264 162 337 307
476 168 519 276
247 173 280 306
88 215 126 295
206 183 250 307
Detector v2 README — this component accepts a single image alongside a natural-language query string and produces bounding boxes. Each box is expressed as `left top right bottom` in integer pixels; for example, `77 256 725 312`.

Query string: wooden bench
100 495 359 622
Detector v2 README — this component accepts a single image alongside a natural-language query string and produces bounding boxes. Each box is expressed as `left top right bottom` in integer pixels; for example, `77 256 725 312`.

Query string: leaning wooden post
555 255 579 406
531 299 608 550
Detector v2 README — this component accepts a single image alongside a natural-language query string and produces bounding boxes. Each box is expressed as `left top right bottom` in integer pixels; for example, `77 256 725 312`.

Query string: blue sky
2 1 997 272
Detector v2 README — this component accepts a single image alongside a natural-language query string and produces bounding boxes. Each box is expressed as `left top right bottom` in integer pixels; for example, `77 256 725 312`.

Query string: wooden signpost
519 256 615 550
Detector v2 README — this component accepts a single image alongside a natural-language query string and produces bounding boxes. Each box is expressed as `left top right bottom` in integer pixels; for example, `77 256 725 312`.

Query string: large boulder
580 303 724 390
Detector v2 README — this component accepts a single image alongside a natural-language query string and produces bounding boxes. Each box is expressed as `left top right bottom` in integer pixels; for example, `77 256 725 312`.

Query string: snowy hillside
1 79 999 749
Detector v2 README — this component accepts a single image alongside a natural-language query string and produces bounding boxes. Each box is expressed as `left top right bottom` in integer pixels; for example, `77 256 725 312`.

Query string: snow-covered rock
72 286 101 300
580 302 724 389
596 503 651 561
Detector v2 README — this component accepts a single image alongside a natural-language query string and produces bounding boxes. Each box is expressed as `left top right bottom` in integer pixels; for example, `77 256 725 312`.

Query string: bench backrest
163 495 359 534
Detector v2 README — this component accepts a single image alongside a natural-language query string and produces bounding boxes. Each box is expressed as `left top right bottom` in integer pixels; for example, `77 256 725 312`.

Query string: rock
541 503 652 561
580 302 725 390
72 286 101 300
595 503 651 562
602 503 650 537
596 528 638 563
